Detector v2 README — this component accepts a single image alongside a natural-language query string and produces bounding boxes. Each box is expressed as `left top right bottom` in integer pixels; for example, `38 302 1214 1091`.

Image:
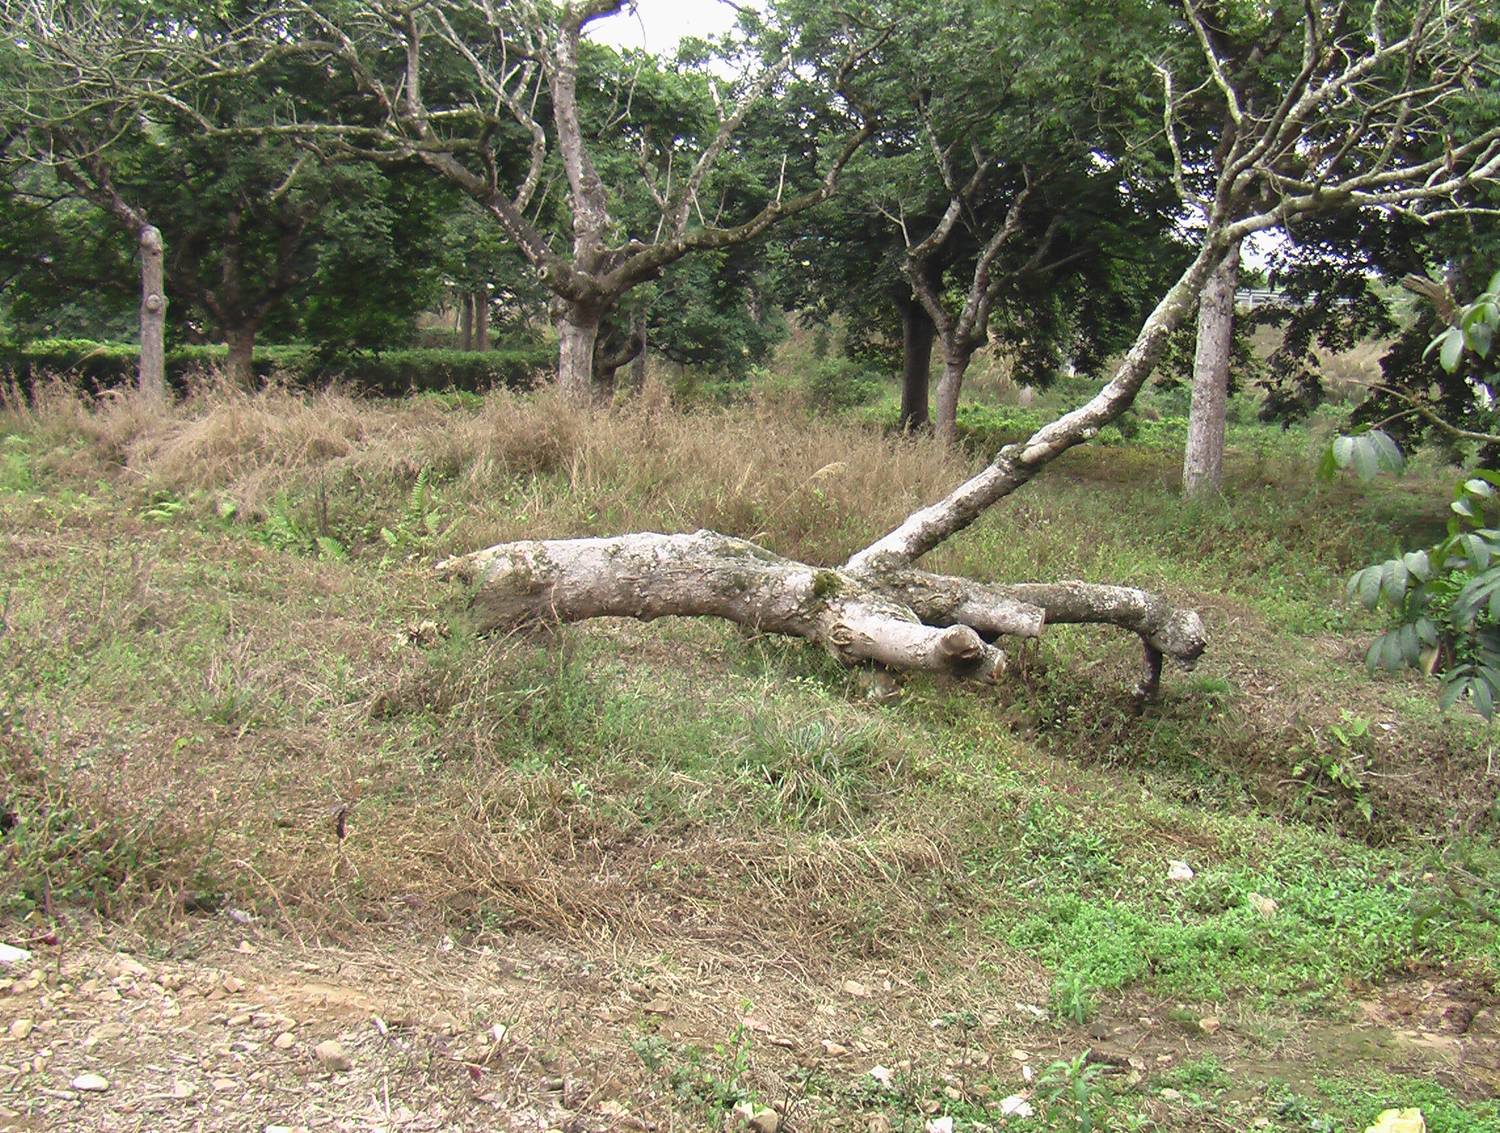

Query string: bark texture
1182 240 1241 497
439 531 1008 680
138 226 167 401
556 304 601 401
224 323 258 390
899 300 935 431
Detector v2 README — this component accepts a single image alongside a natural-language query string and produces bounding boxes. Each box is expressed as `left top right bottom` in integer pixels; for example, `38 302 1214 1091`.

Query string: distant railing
1235 288 1306 310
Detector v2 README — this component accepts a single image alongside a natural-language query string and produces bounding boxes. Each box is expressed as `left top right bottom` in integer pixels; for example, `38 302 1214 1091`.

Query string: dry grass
5 375 971 565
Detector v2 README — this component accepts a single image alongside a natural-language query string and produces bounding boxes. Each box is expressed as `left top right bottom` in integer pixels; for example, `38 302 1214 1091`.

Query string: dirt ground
0 918 1494 1133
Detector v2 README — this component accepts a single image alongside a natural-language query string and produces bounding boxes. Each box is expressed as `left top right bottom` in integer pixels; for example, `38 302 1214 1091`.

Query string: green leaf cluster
1342 271 1500 718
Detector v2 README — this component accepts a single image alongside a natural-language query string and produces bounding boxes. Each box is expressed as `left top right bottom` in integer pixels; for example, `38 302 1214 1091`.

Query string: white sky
586 0 744 54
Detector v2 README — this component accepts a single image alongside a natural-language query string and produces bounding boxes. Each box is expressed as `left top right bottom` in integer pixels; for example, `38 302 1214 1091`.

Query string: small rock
273 1031 297 1050
170 1081 196 1100
925 1119 953 1133
227 1012 253 1027
103 954 149 980
868 1065 895 1088
72 1073 110 1092
1199 1016 1222 1035
0 945 31 967
998 1096 1035 1118
1009 1048 1031 1062
1160 1088 1183 1102
1167 860 1195 883
748 1109 780 1133
212 1077 238 1092
1248 892 1279 918
820 1040 847 1056
313 1039 352 1072
842 980 872 999
640 997 672 1015
221 976 246 994
9 1020 33 1041
87 1022 126 1044
236 941 257 955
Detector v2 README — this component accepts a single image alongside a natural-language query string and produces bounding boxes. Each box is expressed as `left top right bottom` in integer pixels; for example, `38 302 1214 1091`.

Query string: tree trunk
556 302 602 402
459 292 474 351
629 318 648 391
224 323 258 390
1183 240 1242 498
474 290 490 351
438 533 1204 700
932 351 972 448
138 226 166 401
899 301 935 431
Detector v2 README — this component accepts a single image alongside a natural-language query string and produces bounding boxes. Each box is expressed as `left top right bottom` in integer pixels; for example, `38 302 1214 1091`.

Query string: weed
1051 971 1094 1024
1035 1051 1116 1133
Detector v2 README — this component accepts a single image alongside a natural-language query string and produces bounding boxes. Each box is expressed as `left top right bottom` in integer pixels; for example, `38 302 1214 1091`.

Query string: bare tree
191 0 882 399
440 1 1499 697
2 1 170 399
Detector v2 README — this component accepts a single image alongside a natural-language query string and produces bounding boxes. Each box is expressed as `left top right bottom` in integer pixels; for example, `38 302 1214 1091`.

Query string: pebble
8 1020 33 1041
72 1073 110 1092
314 1039 352 1071
170 1081 196 1100
273 1032 298 1050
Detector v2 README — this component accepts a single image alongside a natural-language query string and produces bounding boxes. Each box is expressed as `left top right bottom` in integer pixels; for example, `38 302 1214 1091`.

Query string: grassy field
1 374 1497 1132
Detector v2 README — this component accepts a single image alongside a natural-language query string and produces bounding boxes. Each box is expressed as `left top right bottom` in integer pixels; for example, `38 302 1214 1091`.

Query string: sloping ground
1 384 1498 1131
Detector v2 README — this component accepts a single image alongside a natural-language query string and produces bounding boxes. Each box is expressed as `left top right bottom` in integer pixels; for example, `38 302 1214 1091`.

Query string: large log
437 530 1204 697
438 531 1010 679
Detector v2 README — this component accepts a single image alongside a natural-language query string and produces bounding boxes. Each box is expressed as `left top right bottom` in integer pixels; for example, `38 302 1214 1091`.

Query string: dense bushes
1 338 553 397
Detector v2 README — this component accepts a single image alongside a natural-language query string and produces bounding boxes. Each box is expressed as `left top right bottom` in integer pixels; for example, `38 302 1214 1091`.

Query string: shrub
0 338 554 398
804 356 882 411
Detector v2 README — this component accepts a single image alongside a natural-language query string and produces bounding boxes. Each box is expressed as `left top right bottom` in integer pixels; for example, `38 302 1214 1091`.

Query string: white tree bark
1183 240 1241 498
138 225 167 402
438 531 1011 680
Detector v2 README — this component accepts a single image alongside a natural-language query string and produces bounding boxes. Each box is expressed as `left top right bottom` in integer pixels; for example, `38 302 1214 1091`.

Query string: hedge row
1 338 555 397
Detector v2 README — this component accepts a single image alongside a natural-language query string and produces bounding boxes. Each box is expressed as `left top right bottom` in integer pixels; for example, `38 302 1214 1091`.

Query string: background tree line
1 0 1496 483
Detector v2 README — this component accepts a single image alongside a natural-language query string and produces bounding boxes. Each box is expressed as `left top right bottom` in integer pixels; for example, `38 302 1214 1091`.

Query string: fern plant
380 467 455 563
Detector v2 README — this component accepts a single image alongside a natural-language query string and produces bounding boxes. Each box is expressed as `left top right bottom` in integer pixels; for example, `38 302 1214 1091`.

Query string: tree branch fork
436 529 1206 701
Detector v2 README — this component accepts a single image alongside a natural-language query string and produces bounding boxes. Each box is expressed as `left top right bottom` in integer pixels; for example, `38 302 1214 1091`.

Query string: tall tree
182 0 882 399
1 5 169 397
439 0 1500 696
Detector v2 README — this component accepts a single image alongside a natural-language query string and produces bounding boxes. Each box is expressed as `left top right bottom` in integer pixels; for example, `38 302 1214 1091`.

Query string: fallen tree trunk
438 234 1229 700
438 530 1012 680
437 532 1205 699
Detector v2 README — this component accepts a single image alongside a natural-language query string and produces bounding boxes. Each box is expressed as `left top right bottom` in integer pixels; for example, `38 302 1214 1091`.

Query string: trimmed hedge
0 338 555 397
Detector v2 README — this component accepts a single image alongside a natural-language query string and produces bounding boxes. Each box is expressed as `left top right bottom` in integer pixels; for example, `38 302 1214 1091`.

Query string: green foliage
379 468 453 563
804 355 881 411
1339 270 1500 719
2 339 552 397
0 716 199 918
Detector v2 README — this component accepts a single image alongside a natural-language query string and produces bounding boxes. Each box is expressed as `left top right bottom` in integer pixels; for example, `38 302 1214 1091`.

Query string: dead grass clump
9 378 972 564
